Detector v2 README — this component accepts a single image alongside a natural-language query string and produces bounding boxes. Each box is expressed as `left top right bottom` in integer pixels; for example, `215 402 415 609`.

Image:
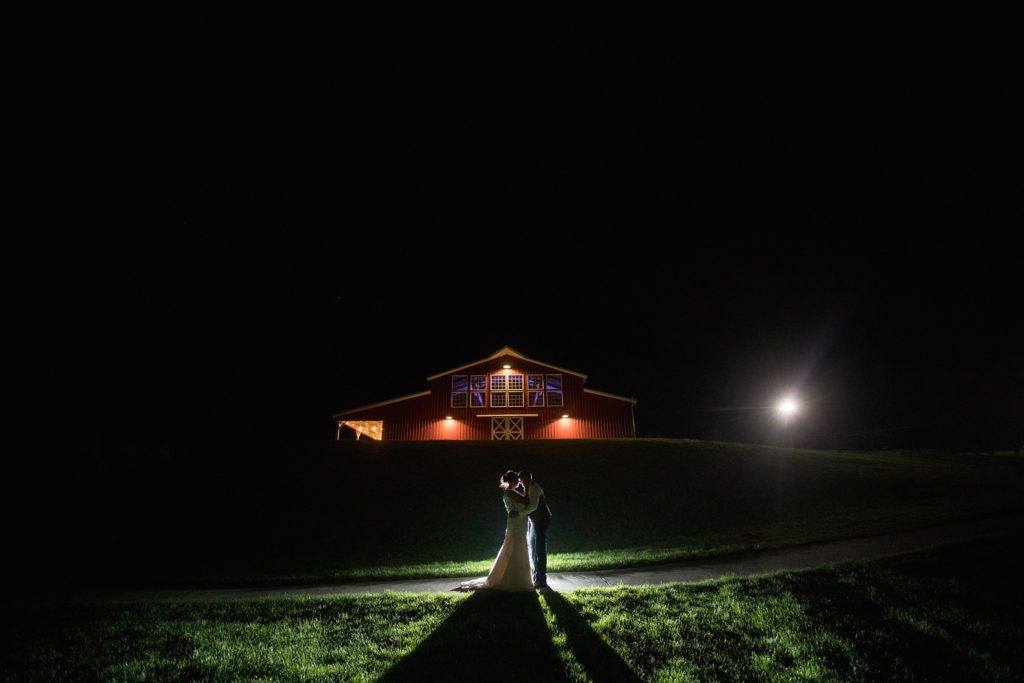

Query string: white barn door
490 417 524 440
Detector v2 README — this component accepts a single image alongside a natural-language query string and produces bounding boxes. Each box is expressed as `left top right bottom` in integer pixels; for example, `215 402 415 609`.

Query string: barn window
451 375 468 408
490 373 524 408
470 375 487 407
546 374 564 407
508 374 524 407
528 374 545 407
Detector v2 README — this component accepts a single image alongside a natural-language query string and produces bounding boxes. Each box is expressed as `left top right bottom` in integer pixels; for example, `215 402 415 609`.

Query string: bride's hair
499 470 519 490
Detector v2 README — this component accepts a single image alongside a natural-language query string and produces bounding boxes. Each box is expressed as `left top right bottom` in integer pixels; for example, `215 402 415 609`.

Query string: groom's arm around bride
519 476 545 518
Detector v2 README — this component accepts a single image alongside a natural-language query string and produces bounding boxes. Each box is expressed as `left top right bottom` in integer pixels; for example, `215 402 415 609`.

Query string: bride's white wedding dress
460 491 534 591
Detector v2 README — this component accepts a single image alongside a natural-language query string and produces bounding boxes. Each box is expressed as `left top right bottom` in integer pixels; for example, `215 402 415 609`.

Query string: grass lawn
13 439 1024 587
4 533 1022 681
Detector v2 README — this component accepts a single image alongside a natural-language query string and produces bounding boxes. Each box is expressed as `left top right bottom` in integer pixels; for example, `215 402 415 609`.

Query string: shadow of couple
379 589 641 682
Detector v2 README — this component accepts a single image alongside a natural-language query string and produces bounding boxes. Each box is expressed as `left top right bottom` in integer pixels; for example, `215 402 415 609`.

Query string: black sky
37 38 1021 449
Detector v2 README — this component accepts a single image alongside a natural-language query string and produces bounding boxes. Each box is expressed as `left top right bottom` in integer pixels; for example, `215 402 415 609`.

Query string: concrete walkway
63 512 1022 604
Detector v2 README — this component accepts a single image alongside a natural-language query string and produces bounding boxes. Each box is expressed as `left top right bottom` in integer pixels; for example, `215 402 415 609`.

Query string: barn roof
333 347 637 419
332 390 431 418
583 388 638 406
426 346 588 381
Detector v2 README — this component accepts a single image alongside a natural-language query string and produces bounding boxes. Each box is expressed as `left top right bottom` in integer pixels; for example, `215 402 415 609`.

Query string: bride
460 470 534 591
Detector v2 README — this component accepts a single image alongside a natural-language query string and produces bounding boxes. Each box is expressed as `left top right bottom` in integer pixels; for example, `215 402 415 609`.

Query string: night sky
39 42 1021 449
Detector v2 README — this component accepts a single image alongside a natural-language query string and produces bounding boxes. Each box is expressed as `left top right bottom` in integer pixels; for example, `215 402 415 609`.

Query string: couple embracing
461 469 552 591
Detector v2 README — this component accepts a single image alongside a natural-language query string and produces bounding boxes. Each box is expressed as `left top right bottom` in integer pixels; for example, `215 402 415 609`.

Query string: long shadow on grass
540 591 642 683
378 590 567 682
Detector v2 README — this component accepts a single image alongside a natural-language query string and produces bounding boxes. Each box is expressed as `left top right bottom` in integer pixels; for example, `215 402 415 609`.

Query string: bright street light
777 397 799 419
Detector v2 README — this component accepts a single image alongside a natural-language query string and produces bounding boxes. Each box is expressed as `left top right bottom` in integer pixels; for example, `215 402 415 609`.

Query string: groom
517 470 552 589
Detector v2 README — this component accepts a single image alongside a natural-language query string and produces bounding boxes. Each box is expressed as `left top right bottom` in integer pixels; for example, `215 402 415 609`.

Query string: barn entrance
336 420 383 440
491 416 524 440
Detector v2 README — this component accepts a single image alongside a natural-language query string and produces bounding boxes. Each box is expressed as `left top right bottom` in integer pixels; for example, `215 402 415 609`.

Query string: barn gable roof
333 347 637 419
583 388 638 406
332 390 431 418
426 346 588 381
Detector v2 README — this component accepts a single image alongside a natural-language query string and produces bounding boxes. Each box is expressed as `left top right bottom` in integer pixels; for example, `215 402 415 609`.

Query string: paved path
57 512 1024 604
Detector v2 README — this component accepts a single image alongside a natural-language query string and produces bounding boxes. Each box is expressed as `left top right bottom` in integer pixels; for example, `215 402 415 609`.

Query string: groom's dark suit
519 482 552 586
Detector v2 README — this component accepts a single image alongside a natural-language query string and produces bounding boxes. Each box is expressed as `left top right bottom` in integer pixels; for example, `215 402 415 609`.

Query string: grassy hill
14 439 1024 587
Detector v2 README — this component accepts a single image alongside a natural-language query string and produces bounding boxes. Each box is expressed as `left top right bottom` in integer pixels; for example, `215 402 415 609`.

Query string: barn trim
583 388 638 405
474 413 540 418
425 345 588 381
332 390 431 417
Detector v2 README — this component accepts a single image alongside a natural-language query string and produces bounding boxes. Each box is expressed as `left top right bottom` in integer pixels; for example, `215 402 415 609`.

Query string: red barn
334 346 636 441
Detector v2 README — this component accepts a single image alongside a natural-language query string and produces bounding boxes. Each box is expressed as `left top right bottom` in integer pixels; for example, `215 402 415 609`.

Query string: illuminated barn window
451 375 468 408
546 374 564 407
490 373 524 408
527 374 545 407
470 375 487 407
